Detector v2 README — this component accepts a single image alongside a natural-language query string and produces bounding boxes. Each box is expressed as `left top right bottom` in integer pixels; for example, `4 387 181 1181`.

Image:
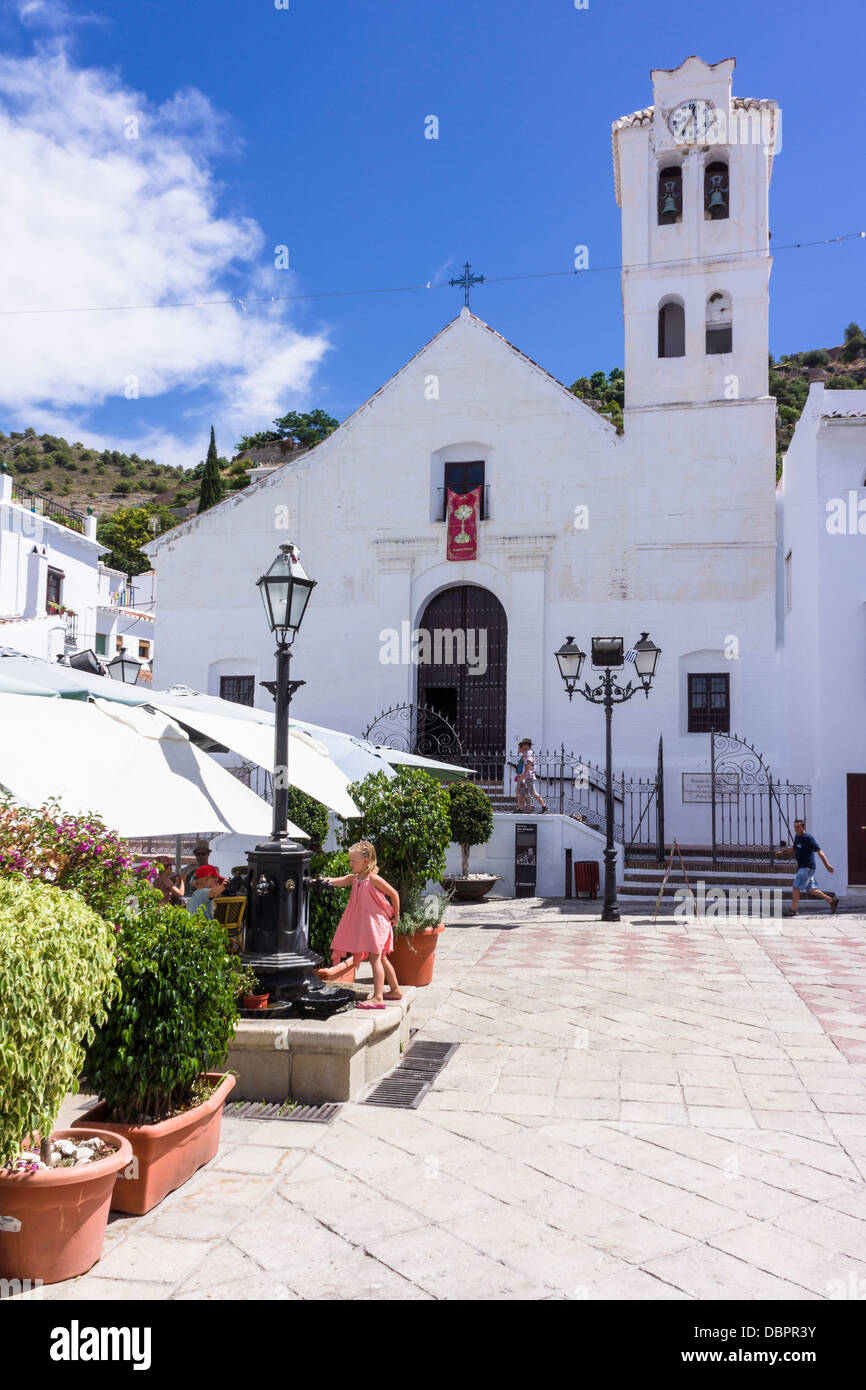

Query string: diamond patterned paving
46 899 866 1302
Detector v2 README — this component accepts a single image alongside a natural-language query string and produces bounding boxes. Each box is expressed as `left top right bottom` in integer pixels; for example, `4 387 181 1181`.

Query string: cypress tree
197 426 225 513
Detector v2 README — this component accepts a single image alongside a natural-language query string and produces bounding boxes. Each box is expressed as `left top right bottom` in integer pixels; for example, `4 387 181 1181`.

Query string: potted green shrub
342 767 452 985
0 877 131 1285
235 963 269 1010
75 893 239 1215
443 780 498 901
391 885 452 986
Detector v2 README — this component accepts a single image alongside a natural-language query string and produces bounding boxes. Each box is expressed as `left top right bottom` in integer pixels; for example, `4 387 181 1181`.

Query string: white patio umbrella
0 671 62 698
0 693 306 839
370 746 471 782
158 694 397 787
147 699 360 819
160 692 397 786
288 721 398 785
0 650 141 703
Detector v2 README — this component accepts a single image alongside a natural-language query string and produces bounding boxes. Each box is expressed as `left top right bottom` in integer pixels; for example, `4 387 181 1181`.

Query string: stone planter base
443 875 500 902
226 989 414 1103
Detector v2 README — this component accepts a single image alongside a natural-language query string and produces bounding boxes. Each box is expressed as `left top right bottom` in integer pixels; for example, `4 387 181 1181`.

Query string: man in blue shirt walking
774 818 839 916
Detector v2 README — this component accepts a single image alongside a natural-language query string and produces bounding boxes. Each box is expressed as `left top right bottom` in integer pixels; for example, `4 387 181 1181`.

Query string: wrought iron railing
461 743 662 854
9 480 86 534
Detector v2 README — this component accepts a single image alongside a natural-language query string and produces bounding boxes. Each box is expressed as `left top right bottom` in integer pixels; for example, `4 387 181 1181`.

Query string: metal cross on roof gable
449 261 485 309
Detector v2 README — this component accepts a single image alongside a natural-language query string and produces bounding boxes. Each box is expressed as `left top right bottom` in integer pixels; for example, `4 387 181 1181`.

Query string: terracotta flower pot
0 1128 133 1286
390 923 444 987
313 955 356 984
72 1072 235 1216
241 993 269 1010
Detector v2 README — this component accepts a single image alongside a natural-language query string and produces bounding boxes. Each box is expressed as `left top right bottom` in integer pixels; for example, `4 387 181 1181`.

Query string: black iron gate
362 702 466 762
709 731 810 867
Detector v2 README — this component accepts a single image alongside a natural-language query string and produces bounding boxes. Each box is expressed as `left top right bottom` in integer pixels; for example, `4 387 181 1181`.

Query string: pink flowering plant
0 794 158 924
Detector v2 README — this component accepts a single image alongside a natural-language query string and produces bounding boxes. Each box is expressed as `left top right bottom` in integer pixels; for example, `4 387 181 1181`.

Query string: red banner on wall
446 486 480 561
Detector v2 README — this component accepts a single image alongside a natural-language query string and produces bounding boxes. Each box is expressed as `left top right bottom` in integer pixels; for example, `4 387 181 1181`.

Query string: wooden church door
417 586 507 754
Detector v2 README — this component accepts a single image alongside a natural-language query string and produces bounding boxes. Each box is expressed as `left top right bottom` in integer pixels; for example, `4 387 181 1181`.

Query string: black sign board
514 822 538 897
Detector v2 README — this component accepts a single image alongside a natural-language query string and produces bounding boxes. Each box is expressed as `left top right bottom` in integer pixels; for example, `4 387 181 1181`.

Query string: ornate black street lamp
105 646 142 684
555 632 661 922
242 545 324 998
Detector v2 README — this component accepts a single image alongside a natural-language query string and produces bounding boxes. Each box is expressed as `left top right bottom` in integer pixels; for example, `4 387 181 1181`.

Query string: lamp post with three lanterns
554 633 661 922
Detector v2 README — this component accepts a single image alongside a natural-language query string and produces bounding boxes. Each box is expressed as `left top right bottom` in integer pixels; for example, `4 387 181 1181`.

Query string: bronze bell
708 180 727 212
661 191 679 216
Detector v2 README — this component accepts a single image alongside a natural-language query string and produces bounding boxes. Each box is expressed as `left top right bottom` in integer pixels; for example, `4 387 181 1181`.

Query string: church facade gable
146 55 803 868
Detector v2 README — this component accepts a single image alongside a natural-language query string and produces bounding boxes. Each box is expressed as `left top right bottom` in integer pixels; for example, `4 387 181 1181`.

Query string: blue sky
0 0 863 468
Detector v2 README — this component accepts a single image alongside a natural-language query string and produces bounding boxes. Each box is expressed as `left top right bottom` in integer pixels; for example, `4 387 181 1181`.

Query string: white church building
146 58 864 893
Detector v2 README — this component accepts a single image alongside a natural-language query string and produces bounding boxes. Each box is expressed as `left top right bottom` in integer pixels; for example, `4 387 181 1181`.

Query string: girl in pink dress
315 841 402 1009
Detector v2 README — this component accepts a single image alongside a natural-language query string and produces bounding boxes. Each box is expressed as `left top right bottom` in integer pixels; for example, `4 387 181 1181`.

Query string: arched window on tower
657 166 683 225
658 297 685 358
705 291 733 354
704 160 729 220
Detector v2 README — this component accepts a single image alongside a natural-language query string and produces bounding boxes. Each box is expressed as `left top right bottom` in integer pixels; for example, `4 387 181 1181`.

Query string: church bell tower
612 56 779 411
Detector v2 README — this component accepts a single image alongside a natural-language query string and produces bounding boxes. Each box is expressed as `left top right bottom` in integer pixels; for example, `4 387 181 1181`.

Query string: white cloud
0 43 330 462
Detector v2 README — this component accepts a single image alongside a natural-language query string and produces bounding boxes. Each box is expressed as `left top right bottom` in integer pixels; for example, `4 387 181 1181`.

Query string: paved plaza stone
52 897 866 1302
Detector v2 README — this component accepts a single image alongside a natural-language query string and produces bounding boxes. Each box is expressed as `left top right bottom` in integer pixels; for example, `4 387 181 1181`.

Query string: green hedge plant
83 892 240 1124
340 767 451 909
447 781 494 877
309 849 350 960
285 785 329 851
0 877 119 1168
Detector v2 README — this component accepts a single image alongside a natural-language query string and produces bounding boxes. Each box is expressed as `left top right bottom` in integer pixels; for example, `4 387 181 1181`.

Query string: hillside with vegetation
0 411 342 577
570 321 866 473
770 321 866 467
0 428 195 513
0 407 342 522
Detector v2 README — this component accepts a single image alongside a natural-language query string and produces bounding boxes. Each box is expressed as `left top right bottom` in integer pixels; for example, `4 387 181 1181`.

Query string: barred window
688 673 730 733
220 675 255 707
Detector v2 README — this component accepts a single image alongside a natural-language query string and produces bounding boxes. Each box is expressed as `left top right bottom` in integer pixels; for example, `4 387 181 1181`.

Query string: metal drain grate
362 1039 459 1108
228 1101 341 1124
362 1073 431 1109
400 1041 459 1073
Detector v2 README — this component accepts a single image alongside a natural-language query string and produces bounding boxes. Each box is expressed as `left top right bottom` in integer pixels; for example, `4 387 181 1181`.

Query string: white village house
777 387 866 892
145 57 865 894
0 470 156 677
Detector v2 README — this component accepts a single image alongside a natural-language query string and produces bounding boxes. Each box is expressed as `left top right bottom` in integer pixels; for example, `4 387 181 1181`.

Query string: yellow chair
213 896 246 955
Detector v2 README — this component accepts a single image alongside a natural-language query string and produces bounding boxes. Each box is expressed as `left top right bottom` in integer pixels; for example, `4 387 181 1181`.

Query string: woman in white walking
515 738 547 813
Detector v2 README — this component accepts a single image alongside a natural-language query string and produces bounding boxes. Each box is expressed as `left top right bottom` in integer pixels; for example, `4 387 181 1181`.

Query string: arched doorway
416 586 507 755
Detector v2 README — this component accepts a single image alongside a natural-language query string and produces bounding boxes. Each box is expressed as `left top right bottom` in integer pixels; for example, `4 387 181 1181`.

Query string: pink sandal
355 1001 385 1010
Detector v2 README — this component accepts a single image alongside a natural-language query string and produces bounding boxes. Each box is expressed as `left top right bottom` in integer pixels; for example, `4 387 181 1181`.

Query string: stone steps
618 881 820 902
623 868 792 887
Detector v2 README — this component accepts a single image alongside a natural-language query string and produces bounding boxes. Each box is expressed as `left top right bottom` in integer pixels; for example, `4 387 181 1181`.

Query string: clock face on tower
667 99 716 143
